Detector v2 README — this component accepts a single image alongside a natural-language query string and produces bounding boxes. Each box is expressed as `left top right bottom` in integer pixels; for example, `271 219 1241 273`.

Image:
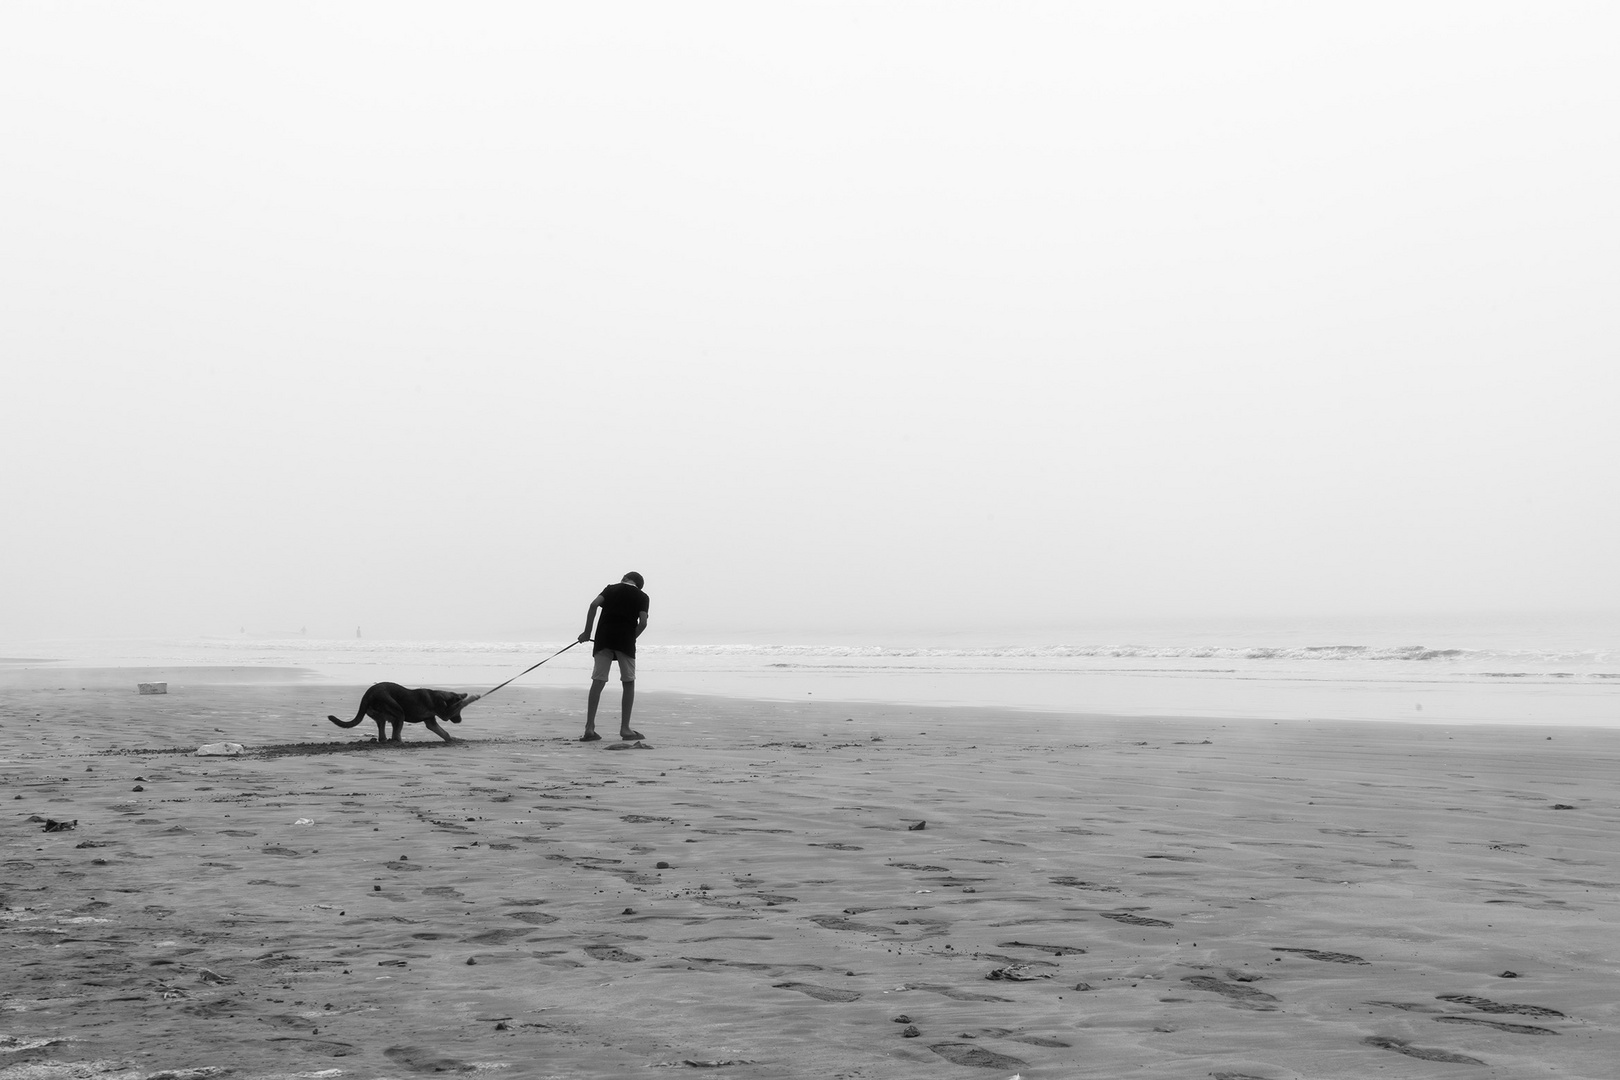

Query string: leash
479 639 584 699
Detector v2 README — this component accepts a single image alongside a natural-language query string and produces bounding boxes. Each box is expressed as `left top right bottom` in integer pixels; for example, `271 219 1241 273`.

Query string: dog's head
433 690 479 723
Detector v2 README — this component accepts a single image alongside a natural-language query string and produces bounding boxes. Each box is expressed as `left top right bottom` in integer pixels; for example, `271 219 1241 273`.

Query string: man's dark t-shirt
593 582 649 657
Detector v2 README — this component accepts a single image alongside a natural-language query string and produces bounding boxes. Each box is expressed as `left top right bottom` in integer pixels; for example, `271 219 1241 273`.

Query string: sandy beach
4 676 1619 1079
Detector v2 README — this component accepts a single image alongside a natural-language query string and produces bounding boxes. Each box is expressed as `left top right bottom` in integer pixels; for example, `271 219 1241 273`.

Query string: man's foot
619 729 645 740
580 731 602 742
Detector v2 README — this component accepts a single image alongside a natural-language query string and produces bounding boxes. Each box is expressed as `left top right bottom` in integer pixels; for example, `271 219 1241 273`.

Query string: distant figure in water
356 626 361 638
577 572 649 742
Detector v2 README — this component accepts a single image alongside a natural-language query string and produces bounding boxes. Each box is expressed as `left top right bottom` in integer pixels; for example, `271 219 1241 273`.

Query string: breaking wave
649 642 1615 666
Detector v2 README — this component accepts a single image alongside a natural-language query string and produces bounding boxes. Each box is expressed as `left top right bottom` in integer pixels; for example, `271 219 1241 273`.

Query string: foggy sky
3 2 1617 641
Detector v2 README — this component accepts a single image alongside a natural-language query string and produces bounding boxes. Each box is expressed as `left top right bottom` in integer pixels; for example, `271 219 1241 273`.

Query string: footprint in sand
905 983 1014 1003
507 911 559 925
996 940 1086 956
465 928 536 944
807 914 896 935
1365 1000 1444 1013
772 981 860 1002
384 1045 472 1072
1101 912 1173 927
1182 975 1278 1008
583 944 644 962
928 1043 1028 1069
1272 946 1368 964
684 957 820 972
971 1027 1071 1047
1362 1035 1484 1065
1435 993 1564 1017
1435 1016 1559 1035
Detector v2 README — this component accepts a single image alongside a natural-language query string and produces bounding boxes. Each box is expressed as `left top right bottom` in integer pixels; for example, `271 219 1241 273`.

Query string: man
577 571 650 742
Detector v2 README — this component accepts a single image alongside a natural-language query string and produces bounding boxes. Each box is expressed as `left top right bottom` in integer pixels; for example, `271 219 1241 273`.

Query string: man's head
622 571 645 589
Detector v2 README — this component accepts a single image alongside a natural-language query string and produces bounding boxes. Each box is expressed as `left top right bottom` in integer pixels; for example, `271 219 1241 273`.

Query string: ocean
5 611 1616 727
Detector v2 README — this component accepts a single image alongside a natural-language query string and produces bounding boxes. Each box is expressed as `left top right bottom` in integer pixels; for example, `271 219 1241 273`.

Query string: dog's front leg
424 719 454 743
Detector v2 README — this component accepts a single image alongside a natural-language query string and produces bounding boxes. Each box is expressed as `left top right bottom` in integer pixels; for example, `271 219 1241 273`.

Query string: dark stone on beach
1499 970 1521 978
622 907 635 915
656 861 671 869
908 820 926 831
892 1015 912 1023
1552 804 1576 810
43 819 77 832
1074 982 1093 991
901 1025 920 1038
132 785 144 792
466 957 477 965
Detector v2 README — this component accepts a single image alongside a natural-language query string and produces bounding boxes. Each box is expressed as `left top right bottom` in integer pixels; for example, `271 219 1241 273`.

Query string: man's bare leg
583 679 606 741
620 680 643 740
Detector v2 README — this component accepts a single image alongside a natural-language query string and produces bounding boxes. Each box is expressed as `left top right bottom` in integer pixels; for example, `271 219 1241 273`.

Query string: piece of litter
196 742 245 757
294 818 314 826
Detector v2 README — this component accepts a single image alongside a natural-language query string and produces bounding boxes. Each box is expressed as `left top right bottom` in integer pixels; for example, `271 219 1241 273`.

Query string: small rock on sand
195 742 246 756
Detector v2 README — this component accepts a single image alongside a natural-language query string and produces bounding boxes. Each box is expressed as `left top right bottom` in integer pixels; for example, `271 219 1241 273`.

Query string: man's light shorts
591 649 636 682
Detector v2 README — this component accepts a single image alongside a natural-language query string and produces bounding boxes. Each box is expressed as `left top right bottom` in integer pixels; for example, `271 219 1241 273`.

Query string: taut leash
479 639 584 699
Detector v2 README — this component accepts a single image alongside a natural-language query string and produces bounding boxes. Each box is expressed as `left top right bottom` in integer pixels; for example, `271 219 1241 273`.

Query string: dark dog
328 682 480 744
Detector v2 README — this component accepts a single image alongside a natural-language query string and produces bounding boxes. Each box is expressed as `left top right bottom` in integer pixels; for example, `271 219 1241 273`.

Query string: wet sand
3 679 1619 1079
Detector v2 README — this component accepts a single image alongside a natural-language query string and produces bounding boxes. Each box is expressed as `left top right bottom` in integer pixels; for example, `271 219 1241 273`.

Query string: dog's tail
328 704 366 729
